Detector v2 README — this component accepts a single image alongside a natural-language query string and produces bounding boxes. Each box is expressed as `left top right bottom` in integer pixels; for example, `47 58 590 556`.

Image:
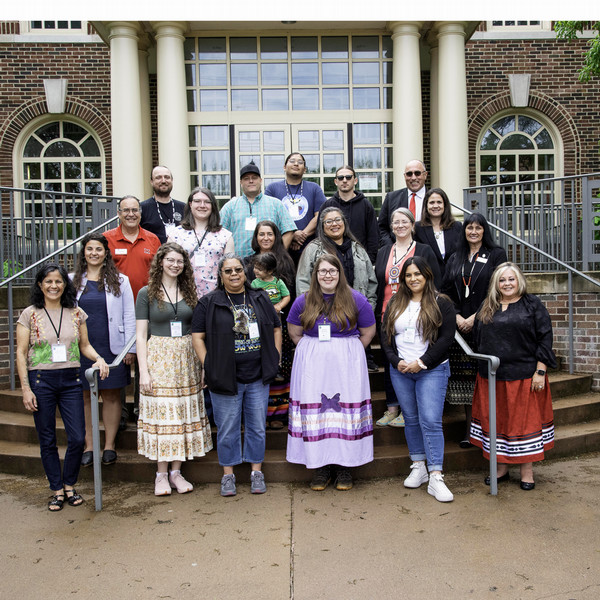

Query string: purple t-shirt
287 288 375 337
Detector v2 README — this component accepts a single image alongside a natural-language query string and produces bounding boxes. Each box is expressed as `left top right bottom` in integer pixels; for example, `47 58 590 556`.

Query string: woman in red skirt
470 262 556 490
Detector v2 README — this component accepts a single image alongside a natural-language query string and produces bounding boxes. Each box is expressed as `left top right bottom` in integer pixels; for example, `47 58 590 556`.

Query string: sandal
48 493 65 512
65 489 84 507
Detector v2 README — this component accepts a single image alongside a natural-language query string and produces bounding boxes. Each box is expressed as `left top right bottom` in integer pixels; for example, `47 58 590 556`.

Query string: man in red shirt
104 195 161 300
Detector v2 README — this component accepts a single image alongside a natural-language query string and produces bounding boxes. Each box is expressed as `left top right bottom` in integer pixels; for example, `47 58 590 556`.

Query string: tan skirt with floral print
137 335 212 462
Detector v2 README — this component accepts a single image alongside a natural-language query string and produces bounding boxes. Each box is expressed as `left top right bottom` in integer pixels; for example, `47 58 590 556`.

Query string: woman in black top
471 263 556 490
441 212 507 446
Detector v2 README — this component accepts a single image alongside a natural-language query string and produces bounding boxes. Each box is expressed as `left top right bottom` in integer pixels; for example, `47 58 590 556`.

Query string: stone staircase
1 363 599 485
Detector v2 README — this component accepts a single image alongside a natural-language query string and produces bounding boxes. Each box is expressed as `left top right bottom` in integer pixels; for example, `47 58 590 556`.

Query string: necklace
461 252 479 298
225 290 251 335
393 240 414 265
155 197 181 226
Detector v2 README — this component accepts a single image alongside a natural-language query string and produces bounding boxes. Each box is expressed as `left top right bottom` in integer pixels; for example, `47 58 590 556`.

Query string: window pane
64 162 81 178
264 131 285 151
353 88 380 109
322 36 348 58
84 162 101 178
80 137 100 156
480 130 500 150
261 63 287 85
264 155 285 174
499 155 515 171
239 155 260 169
198 37 226 60
201 125 229 147
382 36 393 58
480 155 496 172
190 150 198 172
500 174 516 184
354 148 381 169
24 137 43 157
187 90 197 111
324 177 337 193
292 63 318 85
383 62 392 84
383 87 393 109
357 171 381 192
518 116 542 135
298 131 319 151
202 150 229 171
262 89 288 110
85 182 102 195
260 37 287 59
23 163 41 180
36 122 60 143
353 62 379 84
63 123 86 143
500 134 533 150
304 155 320 174
45 162 61 179
322 63 348 84
481 175 497 185
200 90 228 111
383 123 393 144
538 154 554 170
199 64 227 86
353 123 380 145
45 141 79 157
239 131 260 152
230 38 257 59
65 182 81 193
185 63 196 86
352 36 379 58
322 88 349 110
291 36 318 58
202 174 230 196
534 130 554 149
384 147 393 168
323 153 344 173
232 89 258 111
492 116 515 136
184 37 196 60
518 155 534 171
292 89 319 110
189 126 198 147
231 63 258 86
323 130 344 150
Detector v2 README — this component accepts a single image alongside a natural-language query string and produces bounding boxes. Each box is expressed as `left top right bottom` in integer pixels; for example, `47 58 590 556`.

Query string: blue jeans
389 361 450 472
210 380 269 466
29 368 85 491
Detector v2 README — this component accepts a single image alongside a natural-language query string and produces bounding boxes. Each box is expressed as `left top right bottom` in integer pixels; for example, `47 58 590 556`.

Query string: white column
436 22 470 210
429 42 439 188
107 22 145 199
389 21 424 177
152 21 190 201
138 38 153 200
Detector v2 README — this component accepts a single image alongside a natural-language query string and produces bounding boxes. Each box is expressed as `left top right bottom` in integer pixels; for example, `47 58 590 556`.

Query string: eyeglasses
317 268 339 276
336 175 354 181
222 267 244 275
287 159 305 165
164 257 184 266
405 171 424 177
323 217 343 226
191 199 211 205
118 208 140 214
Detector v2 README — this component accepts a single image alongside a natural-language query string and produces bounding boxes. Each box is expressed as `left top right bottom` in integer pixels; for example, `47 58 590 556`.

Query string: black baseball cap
240 162 261 178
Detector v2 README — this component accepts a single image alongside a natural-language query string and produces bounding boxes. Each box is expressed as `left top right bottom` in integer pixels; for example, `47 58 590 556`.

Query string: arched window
478 113 557 187
21 120 104 194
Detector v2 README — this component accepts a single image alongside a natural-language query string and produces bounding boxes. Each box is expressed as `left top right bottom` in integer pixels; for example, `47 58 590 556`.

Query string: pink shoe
155 473 172 496
169 471 193 494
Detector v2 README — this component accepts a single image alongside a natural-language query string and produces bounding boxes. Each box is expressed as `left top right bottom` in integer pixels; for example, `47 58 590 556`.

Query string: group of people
16 157 556 510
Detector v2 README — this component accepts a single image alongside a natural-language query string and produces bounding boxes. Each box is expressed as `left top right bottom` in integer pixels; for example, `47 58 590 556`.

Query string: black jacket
378 188 427 247
374 242 442 322
320 192 379 263
414 221 463 278
192 286 281 395
380 295 456 370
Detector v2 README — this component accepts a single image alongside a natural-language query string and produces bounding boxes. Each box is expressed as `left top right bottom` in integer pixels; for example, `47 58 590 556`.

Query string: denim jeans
29 368 85 490
389 361 450 471
210 379 269 466
383 360 399 408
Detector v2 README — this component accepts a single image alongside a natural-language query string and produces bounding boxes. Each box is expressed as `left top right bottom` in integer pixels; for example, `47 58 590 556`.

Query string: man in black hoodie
319 165 379 264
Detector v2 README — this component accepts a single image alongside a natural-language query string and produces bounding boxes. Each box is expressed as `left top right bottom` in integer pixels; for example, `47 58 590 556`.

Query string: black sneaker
310 466 331 491
335 467 353 491
366 358 379 372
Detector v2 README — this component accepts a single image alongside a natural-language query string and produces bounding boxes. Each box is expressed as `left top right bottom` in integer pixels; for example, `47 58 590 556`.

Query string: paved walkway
1 454 599 600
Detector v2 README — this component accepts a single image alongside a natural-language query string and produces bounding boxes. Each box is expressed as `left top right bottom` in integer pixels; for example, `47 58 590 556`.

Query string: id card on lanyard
44 307 67 363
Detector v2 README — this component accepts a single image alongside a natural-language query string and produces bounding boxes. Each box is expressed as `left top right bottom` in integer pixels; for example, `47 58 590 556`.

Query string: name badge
318 324 331 342
170 321 183 337
115 248 127 255
476 256 488 264
245 217 257 231
403 327 416 344
289 204 301 220
194 251 206 267
51 343 67 363
165 223 177 238
248 321 260 339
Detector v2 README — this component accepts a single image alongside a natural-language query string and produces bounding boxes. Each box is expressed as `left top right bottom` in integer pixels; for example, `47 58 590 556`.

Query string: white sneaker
427 473 454 502
404 461 429 488
376 410 399 426
154 472 172 496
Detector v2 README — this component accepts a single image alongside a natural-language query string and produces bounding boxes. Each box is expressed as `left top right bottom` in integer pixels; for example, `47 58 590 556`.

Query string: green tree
555 21 600 82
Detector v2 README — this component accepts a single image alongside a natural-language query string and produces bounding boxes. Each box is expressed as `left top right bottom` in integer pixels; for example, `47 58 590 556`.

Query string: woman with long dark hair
16 264 109 510
71 232 135 467
381 256 456 502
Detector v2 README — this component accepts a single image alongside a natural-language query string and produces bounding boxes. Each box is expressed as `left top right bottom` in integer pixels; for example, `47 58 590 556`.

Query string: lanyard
155 197 176 226
44 307 64 343
393 240 414 265
193 228 208 253
285 181 304 204
161 283 179 318
461 252 479 298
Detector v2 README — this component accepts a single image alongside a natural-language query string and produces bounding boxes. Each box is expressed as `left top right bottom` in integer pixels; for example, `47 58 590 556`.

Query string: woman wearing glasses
296 207 377 309
167 187 234 299
192 254 282 497
287 254 376 491
136 243 213 496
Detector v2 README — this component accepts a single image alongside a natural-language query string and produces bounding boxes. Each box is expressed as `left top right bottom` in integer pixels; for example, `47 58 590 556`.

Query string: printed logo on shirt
144 248 151 254
282 195 309 222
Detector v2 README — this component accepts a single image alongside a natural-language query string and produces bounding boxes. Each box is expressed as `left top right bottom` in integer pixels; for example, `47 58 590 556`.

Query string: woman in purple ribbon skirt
286 254 376 491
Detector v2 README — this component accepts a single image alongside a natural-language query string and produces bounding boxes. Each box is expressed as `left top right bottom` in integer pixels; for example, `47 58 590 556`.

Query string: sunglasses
336 174 354 181
222 267 244 275
405 171 424 177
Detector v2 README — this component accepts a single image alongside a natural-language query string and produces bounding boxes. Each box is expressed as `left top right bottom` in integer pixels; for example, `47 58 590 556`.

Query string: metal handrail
85 333 136 512
454 332 501 496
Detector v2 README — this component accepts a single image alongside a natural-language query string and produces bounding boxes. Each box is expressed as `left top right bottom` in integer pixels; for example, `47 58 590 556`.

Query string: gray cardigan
295 239 377 309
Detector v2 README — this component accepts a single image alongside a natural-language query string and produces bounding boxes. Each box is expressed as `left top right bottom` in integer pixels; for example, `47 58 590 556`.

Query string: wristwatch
536 369 546 376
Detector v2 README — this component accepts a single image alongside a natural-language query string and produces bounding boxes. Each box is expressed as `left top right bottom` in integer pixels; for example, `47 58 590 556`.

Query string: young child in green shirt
251 252 290 314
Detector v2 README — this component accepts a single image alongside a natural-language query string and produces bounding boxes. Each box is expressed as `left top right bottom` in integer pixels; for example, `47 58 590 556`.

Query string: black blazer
378 188 408 247
415 221 463 278
374 241 442 322
441 246 508 318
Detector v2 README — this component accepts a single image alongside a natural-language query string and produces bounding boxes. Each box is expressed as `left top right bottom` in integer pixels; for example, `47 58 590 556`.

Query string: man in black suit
378 159 428 246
